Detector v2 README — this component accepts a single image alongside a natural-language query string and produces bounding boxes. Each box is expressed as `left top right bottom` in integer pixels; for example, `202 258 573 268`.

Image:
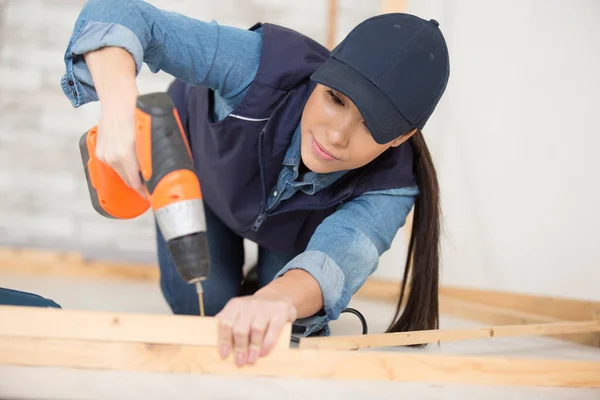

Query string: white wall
1 0 598 301
376 0 600 301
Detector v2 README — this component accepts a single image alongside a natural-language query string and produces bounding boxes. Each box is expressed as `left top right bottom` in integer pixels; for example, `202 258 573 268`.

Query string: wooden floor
1 272 599 399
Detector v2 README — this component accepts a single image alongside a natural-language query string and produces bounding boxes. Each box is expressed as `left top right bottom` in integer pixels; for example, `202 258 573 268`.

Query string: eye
327 90 344 106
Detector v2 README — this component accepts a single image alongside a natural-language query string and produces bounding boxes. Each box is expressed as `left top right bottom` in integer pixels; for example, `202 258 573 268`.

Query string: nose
326 118 353 149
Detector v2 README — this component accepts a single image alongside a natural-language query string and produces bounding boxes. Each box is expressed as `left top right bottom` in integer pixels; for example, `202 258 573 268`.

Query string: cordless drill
79 92 209 316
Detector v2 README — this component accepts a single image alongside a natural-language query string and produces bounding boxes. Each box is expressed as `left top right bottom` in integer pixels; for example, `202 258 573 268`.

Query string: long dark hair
386 130 440 342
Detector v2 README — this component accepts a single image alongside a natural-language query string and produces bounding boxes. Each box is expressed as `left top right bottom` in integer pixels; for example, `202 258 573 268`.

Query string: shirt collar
282 124 302 167
282 123 348 192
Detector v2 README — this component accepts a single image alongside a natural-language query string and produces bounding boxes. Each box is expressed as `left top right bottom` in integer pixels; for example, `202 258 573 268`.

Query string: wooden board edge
354 279 600 324
1 335 599 388
298 320 600 351
0 305 291 350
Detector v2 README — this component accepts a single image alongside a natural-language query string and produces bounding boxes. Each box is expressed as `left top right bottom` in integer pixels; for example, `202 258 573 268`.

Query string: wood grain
0 306 291 349
1 336 599 387
299 320 600 350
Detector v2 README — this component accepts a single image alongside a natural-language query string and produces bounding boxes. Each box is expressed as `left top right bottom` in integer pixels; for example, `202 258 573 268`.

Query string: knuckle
233 328 248 340
250 324 265 335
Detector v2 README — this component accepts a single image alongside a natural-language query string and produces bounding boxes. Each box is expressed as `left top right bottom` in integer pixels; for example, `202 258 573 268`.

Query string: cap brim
310 57 413 144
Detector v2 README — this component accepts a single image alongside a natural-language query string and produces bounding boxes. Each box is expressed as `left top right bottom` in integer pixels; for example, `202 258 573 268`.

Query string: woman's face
300 84 415 173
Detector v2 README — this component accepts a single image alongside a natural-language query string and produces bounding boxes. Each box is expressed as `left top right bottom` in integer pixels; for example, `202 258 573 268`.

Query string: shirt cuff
274 250 351 337
61 21 144 107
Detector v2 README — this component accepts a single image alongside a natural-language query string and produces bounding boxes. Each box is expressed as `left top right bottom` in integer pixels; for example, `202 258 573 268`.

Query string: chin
301 154 339 174
298 149 321 173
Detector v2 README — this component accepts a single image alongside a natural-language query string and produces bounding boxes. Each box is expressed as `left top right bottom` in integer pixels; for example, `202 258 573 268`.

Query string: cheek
303 92 335 128
347 136 388 167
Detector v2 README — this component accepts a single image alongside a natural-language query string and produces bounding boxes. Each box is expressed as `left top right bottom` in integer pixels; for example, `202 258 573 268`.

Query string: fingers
216 301 239 360
95 114 145 198
262 303 296 357
248 314 269 364
216 296 297 367
232 308 252 367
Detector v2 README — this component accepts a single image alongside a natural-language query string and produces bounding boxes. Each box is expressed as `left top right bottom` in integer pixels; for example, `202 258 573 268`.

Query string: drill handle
134 93 202 211
79 127 150 219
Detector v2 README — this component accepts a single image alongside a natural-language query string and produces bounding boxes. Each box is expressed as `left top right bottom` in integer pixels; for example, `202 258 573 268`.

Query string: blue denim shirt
61 0 419 335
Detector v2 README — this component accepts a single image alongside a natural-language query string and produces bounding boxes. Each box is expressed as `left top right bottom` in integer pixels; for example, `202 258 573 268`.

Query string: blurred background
0 0 598 302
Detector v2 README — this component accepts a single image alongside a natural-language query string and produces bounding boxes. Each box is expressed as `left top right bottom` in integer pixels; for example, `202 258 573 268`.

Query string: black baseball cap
311 13 450 144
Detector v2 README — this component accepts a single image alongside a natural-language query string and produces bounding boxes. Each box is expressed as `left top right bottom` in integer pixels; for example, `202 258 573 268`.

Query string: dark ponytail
386 130 440 342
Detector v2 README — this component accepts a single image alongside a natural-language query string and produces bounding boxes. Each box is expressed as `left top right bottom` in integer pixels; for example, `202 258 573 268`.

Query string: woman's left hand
215 291 297 367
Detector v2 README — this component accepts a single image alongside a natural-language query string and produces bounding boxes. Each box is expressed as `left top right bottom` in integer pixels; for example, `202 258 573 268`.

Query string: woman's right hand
84 47 145 197
96 100 145 197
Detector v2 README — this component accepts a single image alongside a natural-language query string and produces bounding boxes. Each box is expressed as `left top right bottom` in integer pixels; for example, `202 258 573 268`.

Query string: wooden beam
327 0 337 49
355 278 600 325
0 306 291 350
299 320 600 350
382 0 406 13
0 246 160 282
441 285 600 322
354 282 600 347
1 336 599 387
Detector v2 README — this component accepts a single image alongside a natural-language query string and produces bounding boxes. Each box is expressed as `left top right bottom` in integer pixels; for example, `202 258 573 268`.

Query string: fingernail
236 351 246 367
219 344 230 359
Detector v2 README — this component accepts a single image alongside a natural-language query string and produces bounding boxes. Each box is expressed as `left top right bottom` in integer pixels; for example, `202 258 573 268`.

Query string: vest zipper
251 213 267 232
250 193 352 233
267 193 352 217
254 126 268 233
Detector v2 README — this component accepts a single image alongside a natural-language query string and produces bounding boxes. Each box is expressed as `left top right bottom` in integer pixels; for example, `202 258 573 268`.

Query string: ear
389 128 417 148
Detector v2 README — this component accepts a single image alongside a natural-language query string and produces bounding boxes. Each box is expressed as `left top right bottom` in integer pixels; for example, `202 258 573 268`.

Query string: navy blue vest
168 23 417 257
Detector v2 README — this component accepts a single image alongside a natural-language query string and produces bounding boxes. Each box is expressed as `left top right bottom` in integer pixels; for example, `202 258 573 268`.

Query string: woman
61 0 449 366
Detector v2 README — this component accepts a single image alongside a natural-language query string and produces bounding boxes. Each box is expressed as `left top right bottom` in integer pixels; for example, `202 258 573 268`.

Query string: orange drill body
80 93 210 313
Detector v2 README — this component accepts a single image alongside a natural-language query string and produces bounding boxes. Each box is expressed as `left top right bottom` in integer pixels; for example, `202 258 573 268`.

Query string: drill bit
195 281 205 317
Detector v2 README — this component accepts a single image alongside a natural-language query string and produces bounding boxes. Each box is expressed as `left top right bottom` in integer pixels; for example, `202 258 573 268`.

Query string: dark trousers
157 201 294 316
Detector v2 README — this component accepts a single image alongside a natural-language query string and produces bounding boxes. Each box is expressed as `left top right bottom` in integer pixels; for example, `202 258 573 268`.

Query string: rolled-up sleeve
274 186 419 336
61 0 262 108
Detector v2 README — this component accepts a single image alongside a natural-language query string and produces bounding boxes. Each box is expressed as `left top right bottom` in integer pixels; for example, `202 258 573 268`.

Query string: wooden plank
327 0 337 49
299 320 600 350
356 277 400 302
353 282 600 347
441 297 600 347
382 0 406 13
0 246 160 282
356 278 600 324
1 336 599 388
0 306 291 350
441 285 600 322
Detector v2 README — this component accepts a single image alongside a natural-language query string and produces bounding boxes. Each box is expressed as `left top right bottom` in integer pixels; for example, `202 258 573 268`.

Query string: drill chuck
167 231 210 283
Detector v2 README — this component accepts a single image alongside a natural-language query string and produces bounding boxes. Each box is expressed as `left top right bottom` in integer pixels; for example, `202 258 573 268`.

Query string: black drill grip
136 92 195 194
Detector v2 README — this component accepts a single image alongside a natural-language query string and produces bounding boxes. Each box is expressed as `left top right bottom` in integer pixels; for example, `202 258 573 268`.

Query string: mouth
312 136 339 161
